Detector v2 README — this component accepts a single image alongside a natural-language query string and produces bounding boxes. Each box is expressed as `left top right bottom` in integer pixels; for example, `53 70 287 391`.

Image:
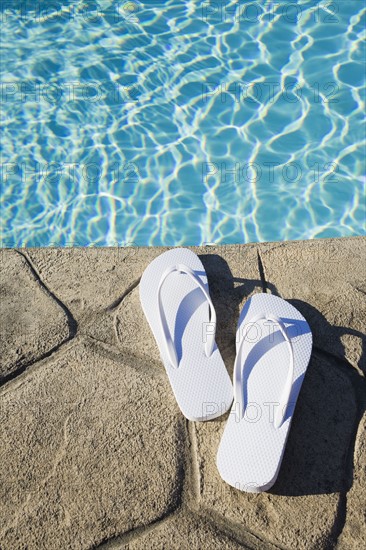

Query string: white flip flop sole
217 293 312 492
140 248 233 421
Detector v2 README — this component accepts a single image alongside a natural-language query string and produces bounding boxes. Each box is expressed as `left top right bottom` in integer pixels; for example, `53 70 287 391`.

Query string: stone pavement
1 237 365 550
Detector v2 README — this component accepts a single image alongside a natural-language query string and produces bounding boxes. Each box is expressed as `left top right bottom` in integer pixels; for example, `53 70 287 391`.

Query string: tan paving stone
0 250 70 381
338 412 366 549
0 341 185 550
1 238 365 550
122 511 247 550
26 247 166 317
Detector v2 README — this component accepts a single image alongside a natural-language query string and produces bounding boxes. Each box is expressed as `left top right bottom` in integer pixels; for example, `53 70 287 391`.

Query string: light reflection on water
1 0 365 246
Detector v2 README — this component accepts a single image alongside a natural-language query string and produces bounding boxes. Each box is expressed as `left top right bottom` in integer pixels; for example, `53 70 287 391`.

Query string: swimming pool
1 1 365 247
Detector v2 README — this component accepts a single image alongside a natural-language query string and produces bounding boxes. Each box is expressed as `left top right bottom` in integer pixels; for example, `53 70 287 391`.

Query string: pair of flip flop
140 248 312 493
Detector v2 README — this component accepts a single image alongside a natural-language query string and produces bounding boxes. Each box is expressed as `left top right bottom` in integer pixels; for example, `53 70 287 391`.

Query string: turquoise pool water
1 0 365 247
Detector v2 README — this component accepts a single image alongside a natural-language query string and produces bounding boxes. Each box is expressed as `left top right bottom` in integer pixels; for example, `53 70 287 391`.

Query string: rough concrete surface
117 511 248 550
338 412 366 549
0 251 71 382
0 237 365 549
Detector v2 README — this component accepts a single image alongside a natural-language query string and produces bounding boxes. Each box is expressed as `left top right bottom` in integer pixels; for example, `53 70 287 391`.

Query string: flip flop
217 293 312 492
140 248 233 421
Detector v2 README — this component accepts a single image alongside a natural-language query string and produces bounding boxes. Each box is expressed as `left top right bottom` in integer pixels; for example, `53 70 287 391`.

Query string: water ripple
1 0 365 246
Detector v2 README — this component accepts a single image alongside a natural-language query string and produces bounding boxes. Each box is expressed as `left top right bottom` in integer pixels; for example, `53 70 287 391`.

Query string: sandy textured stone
122 511 247 549
194 353 358 549
338 412 366 549
25 247 173 350
0 341 185 550
1 238 365 550
27 245 263 356
25 247 168 350
0 250 70 381
26 247 163 316
259 237 366 373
